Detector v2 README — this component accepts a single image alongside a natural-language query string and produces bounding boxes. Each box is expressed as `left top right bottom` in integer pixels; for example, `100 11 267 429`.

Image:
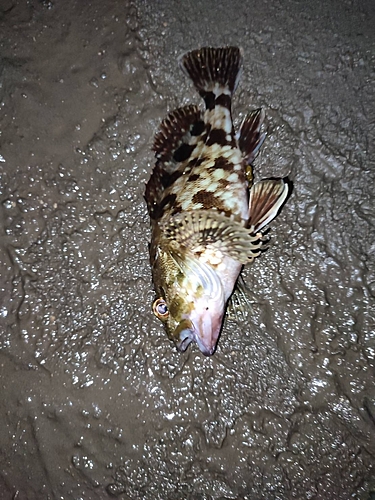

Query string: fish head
151 244 226 356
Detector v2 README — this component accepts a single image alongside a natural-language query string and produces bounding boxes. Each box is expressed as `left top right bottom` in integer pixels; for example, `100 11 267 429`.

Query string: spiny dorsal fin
248 179 289 231
162 210 263 264
146 105 205 219
153 105 204 164
238 109 266 164
179 46 243 95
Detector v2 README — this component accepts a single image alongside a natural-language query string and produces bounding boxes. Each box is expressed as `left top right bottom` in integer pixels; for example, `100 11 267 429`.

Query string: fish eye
152 298 169 320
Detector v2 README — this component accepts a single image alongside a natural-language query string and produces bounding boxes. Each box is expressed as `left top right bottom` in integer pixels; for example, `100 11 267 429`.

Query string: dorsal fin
238 109 266 163
144 161 164 219
145 106 205 220
153 105 204 164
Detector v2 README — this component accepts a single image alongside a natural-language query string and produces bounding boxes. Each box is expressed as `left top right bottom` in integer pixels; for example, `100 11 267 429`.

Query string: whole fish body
145 46 289 356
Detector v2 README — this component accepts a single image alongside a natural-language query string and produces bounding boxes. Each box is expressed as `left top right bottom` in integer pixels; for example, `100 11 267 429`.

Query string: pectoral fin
163 210 263 264
248 179 289 231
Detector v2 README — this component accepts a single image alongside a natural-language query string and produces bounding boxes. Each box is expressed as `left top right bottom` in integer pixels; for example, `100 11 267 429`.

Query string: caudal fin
248 179 289 231
179 46 243 97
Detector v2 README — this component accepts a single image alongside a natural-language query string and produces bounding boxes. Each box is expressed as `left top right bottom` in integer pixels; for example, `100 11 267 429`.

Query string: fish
145 46 289 356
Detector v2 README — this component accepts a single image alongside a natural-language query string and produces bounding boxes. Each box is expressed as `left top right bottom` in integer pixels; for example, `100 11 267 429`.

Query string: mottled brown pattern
194 156 208 167
192 190 227 211
188 173 201 182
173 143 196 162
218 178 230 188
213 156 234 171
191 120 205 136
201 91 215 110
154 193 178 219
215 93 232 109
160 169 184 189
206 128 228 146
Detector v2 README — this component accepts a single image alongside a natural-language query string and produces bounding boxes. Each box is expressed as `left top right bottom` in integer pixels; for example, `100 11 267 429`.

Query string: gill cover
170 249 225 356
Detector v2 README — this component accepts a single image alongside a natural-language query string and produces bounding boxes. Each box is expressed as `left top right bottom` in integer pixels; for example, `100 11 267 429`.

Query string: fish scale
145 46 290 356
168 144 247 218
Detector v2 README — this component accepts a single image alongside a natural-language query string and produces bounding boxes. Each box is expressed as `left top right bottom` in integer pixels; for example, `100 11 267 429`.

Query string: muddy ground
0 0 374 499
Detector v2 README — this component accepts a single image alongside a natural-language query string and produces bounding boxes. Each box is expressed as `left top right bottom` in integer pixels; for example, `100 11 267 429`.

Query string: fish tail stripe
238 109 266 163
248 179 289 231
215 93 232 110
200 90 233 112
179 46 243 96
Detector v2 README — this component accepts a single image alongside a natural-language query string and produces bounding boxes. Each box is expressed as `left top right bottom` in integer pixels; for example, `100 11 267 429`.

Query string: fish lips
174 311 224 356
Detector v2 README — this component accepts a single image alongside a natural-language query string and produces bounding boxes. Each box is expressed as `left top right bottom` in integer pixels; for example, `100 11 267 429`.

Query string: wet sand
0 0 374 498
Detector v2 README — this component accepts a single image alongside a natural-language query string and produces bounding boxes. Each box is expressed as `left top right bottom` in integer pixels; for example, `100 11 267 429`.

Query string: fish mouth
177 328 195 353
174 312 224 356
174 320 195 353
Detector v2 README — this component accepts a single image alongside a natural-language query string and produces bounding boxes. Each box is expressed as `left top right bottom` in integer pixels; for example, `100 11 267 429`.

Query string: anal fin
248 179 289 231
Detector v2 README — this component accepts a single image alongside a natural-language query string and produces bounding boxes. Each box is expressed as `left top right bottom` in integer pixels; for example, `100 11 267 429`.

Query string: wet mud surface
0 0 375 498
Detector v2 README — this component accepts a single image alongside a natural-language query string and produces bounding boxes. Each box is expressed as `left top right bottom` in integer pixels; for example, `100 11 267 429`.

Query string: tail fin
179 46 243 97
248 179 289 231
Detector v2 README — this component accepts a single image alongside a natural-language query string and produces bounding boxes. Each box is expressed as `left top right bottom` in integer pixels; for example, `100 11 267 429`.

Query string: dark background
0 0 374 498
